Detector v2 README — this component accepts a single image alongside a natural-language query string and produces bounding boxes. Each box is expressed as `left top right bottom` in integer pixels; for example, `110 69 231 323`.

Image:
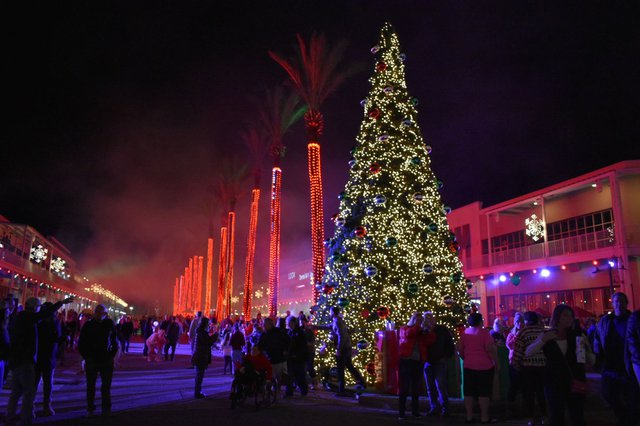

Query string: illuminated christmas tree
314 23 469 382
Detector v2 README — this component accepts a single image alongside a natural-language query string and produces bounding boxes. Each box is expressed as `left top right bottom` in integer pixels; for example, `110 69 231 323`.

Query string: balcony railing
462 229 617 270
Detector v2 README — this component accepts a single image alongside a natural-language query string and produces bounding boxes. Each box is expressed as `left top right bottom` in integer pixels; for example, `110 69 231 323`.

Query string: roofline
480 160 640 214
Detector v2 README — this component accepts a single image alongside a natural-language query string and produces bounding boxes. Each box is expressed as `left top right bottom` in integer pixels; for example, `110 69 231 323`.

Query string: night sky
4 1 639 311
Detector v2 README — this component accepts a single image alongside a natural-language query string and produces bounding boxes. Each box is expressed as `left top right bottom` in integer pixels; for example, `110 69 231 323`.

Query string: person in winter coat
593 292 638 426
526 304 591 426
506 312 524 410
230 323 246 373
164 316 182 361
628 310 640 388
286 316 308 397
191 317 214 399
78 304 118 417
7 296 73 425
35 302 63 417
258 317 290 386
397 312 435 418
422 311 455 417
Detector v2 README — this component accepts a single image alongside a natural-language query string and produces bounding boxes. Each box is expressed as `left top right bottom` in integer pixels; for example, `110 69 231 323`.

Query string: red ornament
368 108 381 119
361 309 370 318
377 306 390 318
449 241 460 253
376 62 387 71
369 163 381 174
355 226 367 238
330 213 339 221
322 285 334 294
366 362 376 375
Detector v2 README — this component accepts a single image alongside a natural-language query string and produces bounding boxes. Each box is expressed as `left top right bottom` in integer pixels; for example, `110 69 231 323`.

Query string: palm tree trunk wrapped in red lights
204 238 214 315
268 166 282 316
187 258 193 312
240 127 269 319
270 34 355 302
254 87 305 317
224 211 236 318
192 256 199 312
173 277 179 314
215 226 228 320
196 255 204 312
243 189 260 319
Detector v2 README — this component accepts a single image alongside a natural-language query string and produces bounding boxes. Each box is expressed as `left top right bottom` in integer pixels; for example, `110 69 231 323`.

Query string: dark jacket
8 301 63 367
258 327 290 364
230 330 245 350
542 329 586 392
166 321 181 343
594 310 632 375
191 327 214 368
78 318 118 363
427 324 455 364
0 317 9 361
36 316 62 369
627 310 640 370
288 327 309 362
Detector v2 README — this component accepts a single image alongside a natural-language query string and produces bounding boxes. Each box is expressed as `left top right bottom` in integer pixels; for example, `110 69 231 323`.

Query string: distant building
0 215 127 316
447 160 640 324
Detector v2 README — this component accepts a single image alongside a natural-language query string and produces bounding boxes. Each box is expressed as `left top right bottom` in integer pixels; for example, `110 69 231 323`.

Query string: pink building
448 160 640 324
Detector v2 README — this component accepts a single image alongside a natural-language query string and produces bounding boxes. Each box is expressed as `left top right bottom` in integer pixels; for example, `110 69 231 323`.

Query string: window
546 209 614 241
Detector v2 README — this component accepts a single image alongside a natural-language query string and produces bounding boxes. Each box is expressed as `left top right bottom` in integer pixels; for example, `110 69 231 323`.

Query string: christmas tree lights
314 23 468 382
268 166 283 316
205 238 214 315
244 189 260 318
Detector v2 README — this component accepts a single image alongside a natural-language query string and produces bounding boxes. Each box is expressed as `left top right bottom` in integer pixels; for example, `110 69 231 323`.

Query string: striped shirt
512 325 546 368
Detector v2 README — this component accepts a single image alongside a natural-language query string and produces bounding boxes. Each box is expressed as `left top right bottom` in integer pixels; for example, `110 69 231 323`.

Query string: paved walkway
0 341 618 425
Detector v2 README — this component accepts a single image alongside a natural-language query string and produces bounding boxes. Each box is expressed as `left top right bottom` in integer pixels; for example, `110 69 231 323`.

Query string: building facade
447 161 640 324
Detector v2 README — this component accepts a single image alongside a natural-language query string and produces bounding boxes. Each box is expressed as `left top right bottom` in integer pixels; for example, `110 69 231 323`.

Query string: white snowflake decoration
525 214 545 242
254 290 263 299
230 296 239 305
51 257 66 273
30 244 48 263
607 226 615 243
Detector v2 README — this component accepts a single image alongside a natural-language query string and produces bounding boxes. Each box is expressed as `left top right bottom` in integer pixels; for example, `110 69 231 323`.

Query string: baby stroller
230 354 275 410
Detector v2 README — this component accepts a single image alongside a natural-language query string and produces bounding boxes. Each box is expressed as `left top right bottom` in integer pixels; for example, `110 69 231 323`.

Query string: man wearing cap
6 296 73 425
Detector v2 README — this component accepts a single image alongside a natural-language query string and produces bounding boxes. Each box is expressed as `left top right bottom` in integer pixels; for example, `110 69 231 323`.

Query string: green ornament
337 297 349 307
410 156 421 165
338 191 346 200
428 223 438 233
407 282 419 295
385 237 398 247
511 275 521 286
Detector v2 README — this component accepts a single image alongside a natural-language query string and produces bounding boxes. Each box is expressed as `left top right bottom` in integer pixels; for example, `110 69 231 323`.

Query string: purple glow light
499 274 507 282
608 260 615 268
540 268 551 278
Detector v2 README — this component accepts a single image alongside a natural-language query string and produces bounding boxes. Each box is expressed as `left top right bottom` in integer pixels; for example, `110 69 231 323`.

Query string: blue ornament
364 265 378 277
402 118 412 127
399 53 406 62
423 264 434 274
426 145 432 154
428 223 438 233
360 98 367 107
356 340 370 350
442 205 452 214
413 193 424 203
436 179 444 189
374 194 387 204
335 217 346 227
383 86 393 94
348 159 356 168
337 297 349 307
385 237 397 247
370 45 380 54
378 134 389 142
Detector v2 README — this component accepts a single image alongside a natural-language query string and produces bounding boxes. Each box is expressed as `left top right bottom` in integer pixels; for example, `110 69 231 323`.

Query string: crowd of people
1 291 639 425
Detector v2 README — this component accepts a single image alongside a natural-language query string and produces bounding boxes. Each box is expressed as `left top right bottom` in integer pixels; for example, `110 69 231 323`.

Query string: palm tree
255 87 305 317
269 34 354 302
240 127 268 319
211 158 248 319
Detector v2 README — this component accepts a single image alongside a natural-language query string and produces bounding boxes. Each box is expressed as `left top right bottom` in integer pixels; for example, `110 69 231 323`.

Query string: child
222 334 232 374
146 328 167 362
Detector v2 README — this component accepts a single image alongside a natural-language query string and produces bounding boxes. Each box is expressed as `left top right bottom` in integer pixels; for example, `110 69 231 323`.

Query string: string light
225 211 236 317
269 167 283 317
216 227 228 320
244 189 260 318
308 142 325 303
205 238 214 314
